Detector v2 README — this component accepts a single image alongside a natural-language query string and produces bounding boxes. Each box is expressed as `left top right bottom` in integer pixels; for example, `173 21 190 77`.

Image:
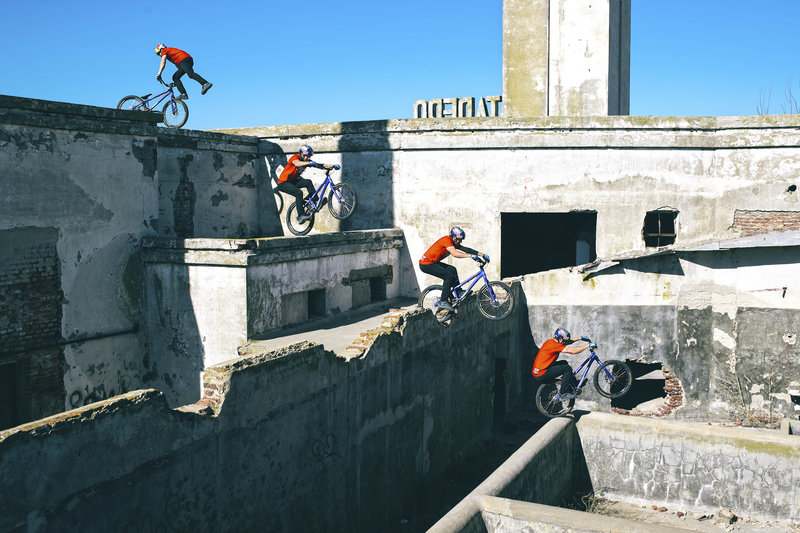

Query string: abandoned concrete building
1 1 799 532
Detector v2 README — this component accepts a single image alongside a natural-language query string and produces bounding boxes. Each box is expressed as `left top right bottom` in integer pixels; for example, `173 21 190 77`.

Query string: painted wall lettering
413 96 502 118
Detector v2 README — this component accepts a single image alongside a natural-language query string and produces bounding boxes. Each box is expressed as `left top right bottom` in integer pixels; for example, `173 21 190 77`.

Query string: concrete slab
248 297 419 355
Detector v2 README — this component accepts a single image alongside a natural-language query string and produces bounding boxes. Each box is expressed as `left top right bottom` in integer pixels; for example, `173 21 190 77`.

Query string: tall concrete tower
502 0 630 117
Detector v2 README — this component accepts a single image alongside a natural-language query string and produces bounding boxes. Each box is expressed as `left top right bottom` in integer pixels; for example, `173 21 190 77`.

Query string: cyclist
532 328 594 399
418 227 489 311
277 145 338 223
155 43 213 100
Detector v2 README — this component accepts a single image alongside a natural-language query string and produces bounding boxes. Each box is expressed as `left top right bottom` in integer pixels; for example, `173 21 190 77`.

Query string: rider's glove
581 335 590 341
483 253 490 262
470 254 479 260
156 75 163 83
333 164 341 170
589 342 597 349
310 161 321 169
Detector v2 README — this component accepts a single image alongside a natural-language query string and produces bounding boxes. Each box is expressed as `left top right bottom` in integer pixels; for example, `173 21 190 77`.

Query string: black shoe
319 198 328 209
297 212 312 223
176 93 189 101
201 82 213 95
560 391 576 400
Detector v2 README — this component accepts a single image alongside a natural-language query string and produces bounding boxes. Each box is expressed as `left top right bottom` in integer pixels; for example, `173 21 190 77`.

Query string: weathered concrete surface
0 95 160 419
479 496 690 533
141 230 412 406
577 412 800 522
502 0 631 117
429 417 586 533
157 128 283 239
217 114 800 288
523 243 800 422
0 294 528 533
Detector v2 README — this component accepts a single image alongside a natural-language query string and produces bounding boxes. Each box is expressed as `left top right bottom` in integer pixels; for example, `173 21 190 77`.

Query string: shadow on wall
340 120 394 232
259 140 287 237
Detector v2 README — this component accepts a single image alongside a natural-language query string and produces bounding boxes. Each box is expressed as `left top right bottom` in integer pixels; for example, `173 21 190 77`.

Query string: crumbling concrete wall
157 129 282 239
577 412 800 522
141 230 411 407
216 114 800 290
0 96 161 425
0 293 528 533
523 245 800 423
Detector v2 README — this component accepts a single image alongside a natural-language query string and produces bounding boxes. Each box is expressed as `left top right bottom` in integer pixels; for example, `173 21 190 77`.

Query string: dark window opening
643 210 678 247
0 361 19 431
369 277 386 303
308 289 326 319
501 212 597 277
611 361 667 411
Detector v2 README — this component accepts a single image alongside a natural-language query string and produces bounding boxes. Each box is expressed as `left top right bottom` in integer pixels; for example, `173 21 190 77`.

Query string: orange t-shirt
419 236 454 265
532 338 563 377
278 154 305 184
160 47 191 65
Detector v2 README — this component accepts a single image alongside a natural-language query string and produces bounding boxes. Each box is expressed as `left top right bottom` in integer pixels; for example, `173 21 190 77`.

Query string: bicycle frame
450 265 494 303
562 349 616 395
133 86 175 112
301 171 338 213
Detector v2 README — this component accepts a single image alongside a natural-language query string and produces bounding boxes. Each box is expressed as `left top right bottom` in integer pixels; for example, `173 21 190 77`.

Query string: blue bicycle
418 257 514 324
285 167 357 235
534 341 632 418
117 80 189 128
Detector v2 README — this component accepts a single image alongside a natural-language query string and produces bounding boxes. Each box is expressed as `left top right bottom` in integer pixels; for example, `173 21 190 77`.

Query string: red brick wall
732 210 800 237
0 227 64 429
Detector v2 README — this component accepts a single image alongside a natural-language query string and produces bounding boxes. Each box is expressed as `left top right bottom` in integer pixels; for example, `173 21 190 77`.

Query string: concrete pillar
502 0 630 117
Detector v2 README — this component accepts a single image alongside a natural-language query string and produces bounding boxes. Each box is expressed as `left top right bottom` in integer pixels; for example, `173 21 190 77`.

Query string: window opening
500 212 597 277
643 210 678 247
308 289 326 319
369 277 386 303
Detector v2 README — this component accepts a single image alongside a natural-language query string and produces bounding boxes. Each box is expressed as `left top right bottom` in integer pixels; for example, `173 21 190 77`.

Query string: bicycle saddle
141 94 152 99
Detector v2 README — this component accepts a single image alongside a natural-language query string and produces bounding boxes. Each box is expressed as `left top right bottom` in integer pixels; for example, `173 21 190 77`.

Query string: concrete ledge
428 417 573 533
0 94 161 134
480 496 690 533
141 229 405 265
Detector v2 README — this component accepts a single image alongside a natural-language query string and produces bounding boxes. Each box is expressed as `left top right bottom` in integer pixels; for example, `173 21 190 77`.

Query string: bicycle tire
418 285 452 325
328 183 357 220
593 359 633 399
162 99 189 128
286 202 314 236
117 95 145 111
477 281 514 320
535 380 575 418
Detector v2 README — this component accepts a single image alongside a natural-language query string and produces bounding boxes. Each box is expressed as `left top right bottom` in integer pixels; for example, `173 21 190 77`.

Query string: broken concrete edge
0 389 168 444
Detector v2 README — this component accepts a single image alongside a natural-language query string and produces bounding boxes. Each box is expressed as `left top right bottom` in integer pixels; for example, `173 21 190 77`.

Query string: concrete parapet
576 412 800 522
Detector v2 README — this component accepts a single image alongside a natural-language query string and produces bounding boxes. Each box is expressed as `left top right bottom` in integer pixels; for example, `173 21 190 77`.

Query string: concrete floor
249 297 419 355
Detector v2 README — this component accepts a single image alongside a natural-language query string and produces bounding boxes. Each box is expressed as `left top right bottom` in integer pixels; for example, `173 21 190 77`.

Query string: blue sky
2 0 800 130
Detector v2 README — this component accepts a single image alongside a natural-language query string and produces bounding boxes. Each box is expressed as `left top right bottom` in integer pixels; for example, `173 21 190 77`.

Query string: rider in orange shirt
532 328 593 399
155 43 212 100
419 227 489 311
277 145 338 222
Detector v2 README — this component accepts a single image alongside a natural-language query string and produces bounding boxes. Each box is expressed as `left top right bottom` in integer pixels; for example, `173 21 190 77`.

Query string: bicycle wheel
477 281 514 320
328 183 358 220
593 359 632 399
418 285 452 325
117 95 144 111
535 380 575 418
162 99 189 128
286 202 314 236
